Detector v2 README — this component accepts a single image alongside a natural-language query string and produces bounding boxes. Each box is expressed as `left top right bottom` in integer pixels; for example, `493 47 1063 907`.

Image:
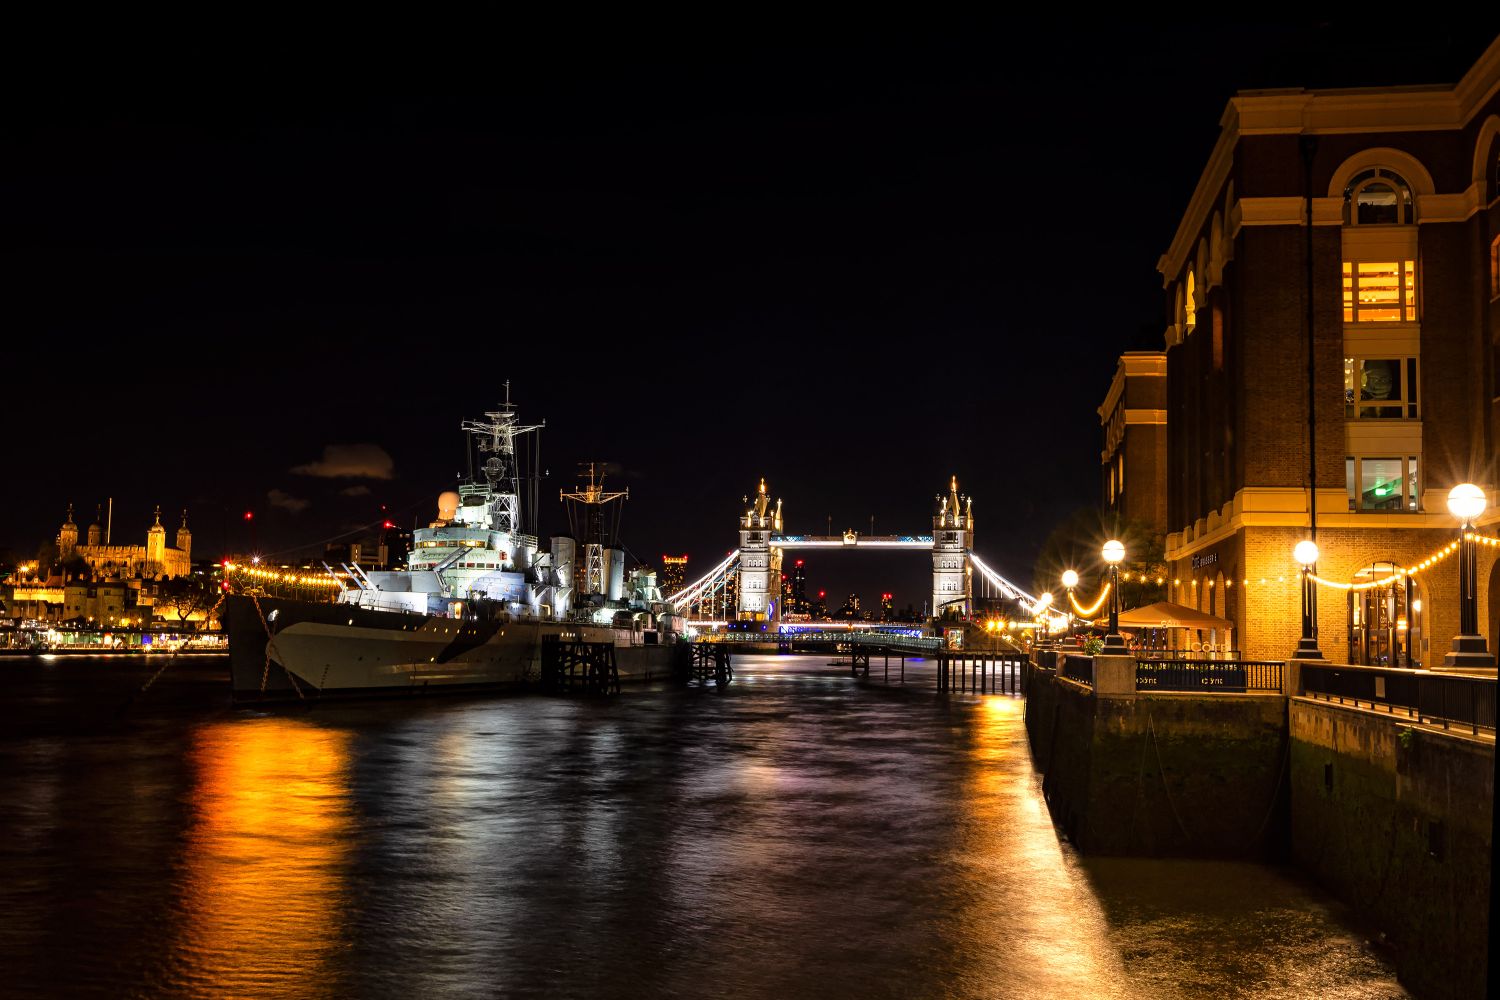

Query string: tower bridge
665 477 1050 627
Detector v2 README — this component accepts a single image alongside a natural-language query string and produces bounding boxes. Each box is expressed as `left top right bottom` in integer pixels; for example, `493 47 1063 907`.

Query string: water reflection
954 696 1130 997
169 718 353 999
0 655 1407 999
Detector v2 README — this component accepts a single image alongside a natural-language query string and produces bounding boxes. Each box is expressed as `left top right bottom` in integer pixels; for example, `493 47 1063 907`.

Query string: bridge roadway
700 629 942 653
771 534 934 549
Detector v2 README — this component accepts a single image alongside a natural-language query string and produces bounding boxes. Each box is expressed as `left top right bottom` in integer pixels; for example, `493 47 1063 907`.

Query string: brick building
1099 351 1167 535
1155 39 1500 664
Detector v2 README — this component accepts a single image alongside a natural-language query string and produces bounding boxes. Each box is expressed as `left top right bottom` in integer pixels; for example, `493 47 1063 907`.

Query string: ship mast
560 462 628 597
459 382 544 536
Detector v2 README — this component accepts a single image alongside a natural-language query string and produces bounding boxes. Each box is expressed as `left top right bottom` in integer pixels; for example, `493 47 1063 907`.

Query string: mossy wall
1290 699 1493 1000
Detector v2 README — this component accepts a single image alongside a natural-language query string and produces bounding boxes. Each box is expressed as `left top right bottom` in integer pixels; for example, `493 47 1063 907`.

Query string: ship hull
225 595 675 702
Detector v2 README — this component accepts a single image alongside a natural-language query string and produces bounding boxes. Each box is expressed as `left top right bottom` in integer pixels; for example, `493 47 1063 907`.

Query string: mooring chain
138 591 229 696
249 591 305 699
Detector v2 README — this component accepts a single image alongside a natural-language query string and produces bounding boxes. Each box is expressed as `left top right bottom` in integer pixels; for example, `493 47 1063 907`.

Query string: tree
1032 508 1166 614
154 575 220 629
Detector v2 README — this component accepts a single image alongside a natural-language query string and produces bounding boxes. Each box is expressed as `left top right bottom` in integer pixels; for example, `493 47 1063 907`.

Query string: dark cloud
340 485 372 497
267 489 311 514
292 444 395 480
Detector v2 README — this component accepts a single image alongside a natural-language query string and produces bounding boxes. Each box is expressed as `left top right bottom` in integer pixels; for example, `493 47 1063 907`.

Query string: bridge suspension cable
665 550 741 614
969 554 1072 633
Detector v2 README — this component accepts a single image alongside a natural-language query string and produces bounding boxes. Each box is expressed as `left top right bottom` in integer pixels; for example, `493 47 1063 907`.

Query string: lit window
1345 455 1421 511
1343 168 1413 225
1341 261 1415 322
1491 235 1499 299
1185 269 1197 334
1343 357 1418 418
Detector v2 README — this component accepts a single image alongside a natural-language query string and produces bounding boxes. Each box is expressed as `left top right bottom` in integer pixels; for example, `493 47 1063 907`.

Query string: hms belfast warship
224 397 683 701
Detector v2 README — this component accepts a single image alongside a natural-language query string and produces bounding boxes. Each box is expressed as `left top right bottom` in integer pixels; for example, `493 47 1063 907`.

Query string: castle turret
59 504 78 558
146 505 166 575
176 509 192 561
87 504 102 547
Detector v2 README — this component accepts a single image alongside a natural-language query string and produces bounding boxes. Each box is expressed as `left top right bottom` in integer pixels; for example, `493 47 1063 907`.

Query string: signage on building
1191 552 1218 571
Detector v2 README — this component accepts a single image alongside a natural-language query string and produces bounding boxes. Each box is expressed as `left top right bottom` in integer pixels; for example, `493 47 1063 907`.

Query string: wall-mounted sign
1191 552 1218 571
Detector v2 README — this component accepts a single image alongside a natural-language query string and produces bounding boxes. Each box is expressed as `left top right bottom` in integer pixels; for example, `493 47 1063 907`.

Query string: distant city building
880 592 895 621
58 504 192 579
791 559 808 614
1151 44 1499 662
661 554 688 597
325 540 391 570
1099 352 1167 535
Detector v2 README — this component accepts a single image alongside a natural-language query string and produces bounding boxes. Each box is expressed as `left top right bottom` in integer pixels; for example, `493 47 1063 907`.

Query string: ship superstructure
225 393 682 700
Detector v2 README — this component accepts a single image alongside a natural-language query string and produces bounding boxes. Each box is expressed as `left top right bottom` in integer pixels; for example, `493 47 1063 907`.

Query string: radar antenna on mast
459 395 544 536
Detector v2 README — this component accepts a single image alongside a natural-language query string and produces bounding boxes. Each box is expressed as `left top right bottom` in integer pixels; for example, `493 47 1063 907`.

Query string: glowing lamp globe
1102 540 1125 565
1446 483 1486 523
1293 540 1320 567
1061 569 1079 589
1039 592 1053 607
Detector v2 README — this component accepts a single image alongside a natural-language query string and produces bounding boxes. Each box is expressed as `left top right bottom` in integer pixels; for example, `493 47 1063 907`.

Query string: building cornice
1165 486 1500 562
1097 353 1166 420
1159 36 1500 288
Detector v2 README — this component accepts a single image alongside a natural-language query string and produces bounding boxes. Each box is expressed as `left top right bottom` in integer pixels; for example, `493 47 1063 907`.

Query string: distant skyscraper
661 554 688 597
791 559 808 613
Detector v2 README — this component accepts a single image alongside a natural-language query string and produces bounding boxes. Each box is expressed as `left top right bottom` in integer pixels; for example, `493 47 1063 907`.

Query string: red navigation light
795 559 804 567
243 511 254 521
382 521 395 529
818 590 826 598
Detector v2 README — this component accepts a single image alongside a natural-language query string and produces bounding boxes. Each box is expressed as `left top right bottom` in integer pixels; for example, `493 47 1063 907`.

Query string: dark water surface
0 654 1405 998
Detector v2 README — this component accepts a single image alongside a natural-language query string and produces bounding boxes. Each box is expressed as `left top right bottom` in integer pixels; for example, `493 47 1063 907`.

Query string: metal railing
1135 659 1283 693
1060 653 1094 688
705 630 941 652
1131 647 1242 661
1300 663 1496 736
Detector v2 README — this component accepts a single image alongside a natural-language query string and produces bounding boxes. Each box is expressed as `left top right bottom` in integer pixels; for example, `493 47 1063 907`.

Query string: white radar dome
438 491 461 522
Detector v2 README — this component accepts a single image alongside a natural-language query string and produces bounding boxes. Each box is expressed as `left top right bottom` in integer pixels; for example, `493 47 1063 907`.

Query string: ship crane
560 462 629 599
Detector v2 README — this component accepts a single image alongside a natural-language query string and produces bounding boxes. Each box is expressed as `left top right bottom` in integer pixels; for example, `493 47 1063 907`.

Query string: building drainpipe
1300 135 1319 645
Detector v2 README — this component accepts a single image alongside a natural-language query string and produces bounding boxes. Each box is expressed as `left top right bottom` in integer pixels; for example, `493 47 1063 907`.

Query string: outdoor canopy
1093 600 1234 631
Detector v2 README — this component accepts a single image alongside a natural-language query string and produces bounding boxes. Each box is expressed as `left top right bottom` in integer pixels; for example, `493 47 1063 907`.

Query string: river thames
0 653 1405 998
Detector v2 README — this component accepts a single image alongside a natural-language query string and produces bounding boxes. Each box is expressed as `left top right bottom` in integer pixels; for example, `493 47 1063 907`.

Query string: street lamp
1292 539 1326 660
1443 484 1495 669
1060 570 1080 647
1101 539 1128 652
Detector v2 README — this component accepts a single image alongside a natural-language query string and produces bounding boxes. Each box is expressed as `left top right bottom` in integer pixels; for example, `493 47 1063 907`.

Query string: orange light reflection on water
954 696 1132 998
173 719 354 999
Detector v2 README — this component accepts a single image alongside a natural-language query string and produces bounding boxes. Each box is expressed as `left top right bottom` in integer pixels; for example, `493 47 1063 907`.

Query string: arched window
1185 269 1197 334
1343 168 1413 225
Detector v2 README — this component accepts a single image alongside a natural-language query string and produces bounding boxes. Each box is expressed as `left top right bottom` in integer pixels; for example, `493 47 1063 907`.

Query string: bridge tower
931 476 973 619
737 478 783 620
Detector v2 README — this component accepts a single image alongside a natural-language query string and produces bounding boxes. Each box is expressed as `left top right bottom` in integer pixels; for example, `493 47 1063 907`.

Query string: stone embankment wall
1024 657 1494 1000
1290 698 1492 1000
1024 664 1287 857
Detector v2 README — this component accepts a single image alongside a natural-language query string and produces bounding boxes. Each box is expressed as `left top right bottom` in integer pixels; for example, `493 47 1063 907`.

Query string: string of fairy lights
1059 530 1498 611
221 561 343 590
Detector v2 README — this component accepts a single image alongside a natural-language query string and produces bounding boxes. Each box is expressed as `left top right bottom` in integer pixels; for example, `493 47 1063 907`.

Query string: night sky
7 22 1496 606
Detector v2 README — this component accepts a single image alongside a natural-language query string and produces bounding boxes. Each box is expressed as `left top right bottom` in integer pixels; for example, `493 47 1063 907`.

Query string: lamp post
1292 539 1326 660
1037 591 1054 648
1443 483 1495 670
1101 540 1128 652
1061 570 1080 647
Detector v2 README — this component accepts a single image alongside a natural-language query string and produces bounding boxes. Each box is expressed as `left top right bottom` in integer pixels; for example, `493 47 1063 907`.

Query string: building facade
1156 40 1500 664
1099 351 1168 535
58 504 193 579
